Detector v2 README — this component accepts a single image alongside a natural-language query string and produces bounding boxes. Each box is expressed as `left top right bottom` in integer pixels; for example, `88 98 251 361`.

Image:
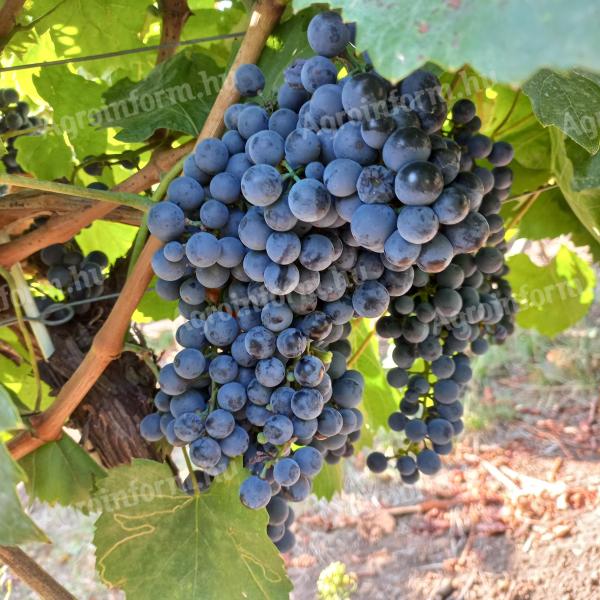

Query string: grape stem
181 446 201 496
0 174 153 212
491 89 522 138
0 124 45 141
505 188 544 231
281 160 301 183
0 545 77 600
0 266 43 412
260 438 295 477
347 324 375 368
340 49 365 73
71 140 162 179
508 184 557 204
208 381 218 412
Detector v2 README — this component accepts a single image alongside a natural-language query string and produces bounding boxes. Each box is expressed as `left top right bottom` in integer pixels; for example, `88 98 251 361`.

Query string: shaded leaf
506 246 595 337
19 435 105 508
565 137 600 191
507 188 600 261
93 459 292 600
524 69 600 154
550 127 600 244
0 444 48 545
0 384 22 432
293 0 600 84
97 49 222 142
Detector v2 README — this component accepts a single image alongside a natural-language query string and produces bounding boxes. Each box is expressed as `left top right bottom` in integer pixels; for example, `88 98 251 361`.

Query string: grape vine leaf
184 3 247 35
24 0 151 78
33 66 109 160
0 384 22 432
0 444 49 545
293 0 600 84
506 162 551 197
564 138 600 191
550 128 600 244
19 435 106 509
76 221 138 266
133 284 179 323
505 189 600 262
312 462 343 501
13 133 73 181
0 355 53 411
506 246 595 337
98 49 222 142
348 319 398 449
93 459 292 599
523 69 600 154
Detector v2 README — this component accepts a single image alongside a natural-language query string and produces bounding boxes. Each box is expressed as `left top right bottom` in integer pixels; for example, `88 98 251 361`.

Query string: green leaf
33 66 109 160
503 123 552 174
506 161 551 197
0 384 22 432
0 355 53 411
184 6 247 37
19 435 105 508
348 319 399 449
550 127 600 244
28 0 151 78
132 284 179 323
292 0 600 84
0 444 48 545
565 137 600 191
93 459 292 600
75 220 138 266
0 327 28 361
524 69 600 154
97 49 222 142
13 132 73 180
312 462 343 501
509 188 600 261
258 9 317 94
506 246 595 337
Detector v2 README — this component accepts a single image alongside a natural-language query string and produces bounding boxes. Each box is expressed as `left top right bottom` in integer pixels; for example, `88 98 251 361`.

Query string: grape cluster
37 241 109 319
139 9 516 551
365 94 517 481
0 88 45 194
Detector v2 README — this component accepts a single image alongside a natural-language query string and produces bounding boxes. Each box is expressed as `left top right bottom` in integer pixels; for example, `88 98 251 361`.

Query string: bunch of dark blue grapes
366 95 517 482
139 9 516 551
37 241 109 319
0 88 45 193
